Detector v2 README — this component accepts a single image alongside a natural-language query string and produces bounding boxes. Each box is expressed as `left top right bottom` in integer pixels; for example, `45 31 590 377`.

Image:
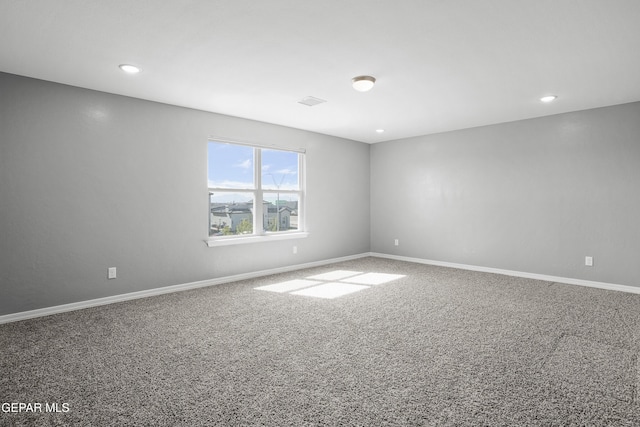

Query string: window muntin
208 140 303 239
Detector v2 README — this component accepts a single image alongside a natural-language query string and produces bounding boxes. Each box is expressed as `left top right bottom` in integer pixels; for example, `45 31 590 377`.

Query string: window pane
209 192 254 236
208 141 254 189
263 193 299 232
261 149 299 190
207 140 303 240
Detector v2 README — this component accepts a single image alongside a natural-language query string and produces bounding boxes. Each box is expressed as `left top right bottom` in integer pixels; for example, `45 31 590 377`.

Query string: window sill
205 231 309 247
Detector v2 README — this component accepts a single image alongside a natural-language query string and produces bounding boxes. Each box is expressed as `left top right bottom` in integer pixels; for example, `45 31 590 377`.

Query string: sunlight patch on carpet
254 279 322 293
306 270 363 281
341 272 406 285
290 282 370 299
254 270 406 299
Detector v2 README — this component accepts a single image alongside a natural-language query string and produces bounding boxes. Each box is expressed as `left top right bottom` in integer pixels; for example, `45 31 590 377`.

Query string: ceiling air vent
298 96 326 107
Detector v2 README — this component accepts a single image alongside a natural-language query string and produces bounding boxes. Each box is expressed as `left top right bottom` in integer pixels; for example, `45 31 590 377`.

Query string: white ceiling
1 1 640 143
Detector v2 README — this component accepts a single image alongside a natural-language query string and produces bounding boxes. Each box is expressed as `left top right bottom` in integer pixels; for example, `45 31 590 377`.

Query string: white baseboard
370 252 640 295
4 251 637 325
0 252 370 325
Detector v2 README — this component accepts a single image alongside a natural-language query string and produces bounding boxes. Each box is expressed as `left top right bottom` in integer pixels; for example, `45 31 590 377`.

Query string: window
207 140 305 243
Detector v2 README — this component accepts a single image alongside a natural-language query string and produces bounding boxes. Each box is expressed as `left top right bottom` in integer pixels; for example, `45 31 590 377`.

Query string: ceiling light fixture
352 75 376 92
376 129 385 133
119 64 141 74
540 95 557 103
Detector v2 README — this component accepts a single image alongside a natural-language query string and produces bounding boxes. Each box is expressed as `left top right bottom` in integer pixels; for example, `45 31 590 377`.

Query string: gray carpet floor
1 256 640 426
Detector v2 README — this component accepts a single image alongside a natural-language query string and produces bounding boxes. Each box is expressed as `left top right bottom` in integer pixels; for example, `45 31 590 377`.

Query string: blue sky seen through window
208 142 299 204
207 142 254 189
261 149 299 190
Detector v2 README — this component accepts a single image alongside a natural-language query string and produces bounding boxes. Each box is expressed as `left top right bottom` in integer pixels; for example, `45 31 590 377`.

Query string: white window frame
206 139 308 247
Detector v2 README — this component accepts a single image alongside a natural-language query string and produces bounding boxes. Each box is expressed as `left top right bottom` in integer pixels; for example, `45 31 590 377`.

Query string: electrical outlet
108 267 117 279
585 256 593 267
394 239 399 246
293 246 298 254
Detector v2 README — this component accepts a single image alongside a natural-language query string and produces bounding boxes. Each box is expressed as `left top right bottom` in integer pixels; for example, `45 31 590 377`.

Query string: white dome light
540 95 557 103
352 75 376 92
119 64 141 74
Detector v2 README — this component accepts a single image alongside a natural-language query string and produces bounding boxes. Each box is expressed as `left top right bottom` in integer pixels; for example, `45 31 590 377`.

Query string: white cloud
275 168 297 175
234 159 252 169
208 179 254 189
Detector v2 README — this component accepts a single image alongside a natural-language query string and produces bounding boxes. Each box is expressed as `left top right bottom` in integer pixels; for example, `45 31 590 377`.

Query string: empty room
1 1 640 425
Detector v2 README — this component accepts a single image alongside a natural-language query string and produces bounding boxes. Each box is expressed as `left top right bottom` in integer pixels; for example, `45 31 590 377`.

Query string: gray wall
3 70 638 317
371 102 640 288
0 72 371 315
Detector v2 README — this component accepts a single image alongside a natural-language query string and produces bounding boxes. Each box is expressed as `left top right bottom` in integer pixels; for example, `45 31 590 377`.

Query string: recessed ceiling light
540 95 557 103
352 75 376 92
119 64 141 74
376 129 385 133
